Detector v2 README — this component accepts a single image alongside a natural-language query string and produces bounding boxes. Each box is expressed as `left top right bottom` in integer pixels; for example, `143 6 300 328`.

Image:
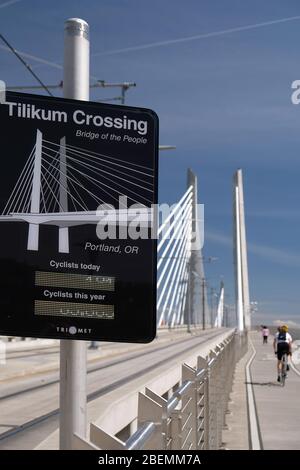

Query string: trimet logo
56 326 92 335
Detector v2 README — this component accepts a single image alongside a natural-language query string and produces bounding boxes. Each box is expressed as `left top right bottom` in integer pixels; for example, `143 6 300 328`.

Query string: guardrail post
182 364 197 449
208 351 218 449
217 343 225 440
197 356 209 449
138 389 164 449
90 423 125 450
224 336 234 420
214 345 223 448
170 407 181 450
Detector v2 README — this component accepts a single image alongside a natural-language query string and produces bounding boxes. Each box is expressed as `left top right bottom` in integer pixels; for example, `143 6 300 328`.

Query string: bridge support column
236 170 250 329
27 129 42 251
234 185 244 332
185 169 206 328
233 169 250 332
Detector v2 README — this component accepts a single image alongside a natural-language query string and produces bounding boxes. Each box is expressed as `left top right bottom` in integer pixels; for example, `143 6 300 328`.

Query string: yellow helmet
281 324 288 332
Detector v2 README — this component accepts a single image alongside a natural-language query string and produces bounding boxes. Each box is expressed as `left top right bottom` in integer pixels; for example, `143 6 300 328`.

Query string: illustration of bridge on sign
0 130 155 253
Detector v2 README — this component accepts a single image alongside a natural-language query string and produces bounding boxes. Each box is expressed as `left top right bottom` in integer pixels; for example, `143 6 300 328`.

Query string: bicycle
280 353 288 387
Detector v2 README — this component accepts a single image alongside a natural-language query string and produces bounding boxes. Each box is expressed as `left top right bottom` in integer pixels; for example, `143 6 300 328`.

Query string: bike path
249 332 300 450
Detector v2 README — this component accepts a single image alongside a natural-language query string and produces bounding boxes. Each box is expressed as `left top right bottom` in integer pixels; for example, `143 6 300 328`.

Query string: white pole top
65 18 89 39
63 18 89 101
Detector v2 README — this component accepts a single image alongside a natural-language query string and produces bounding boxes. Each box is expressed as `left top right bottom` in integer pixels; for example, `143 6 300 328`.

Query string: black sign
0 92 158 342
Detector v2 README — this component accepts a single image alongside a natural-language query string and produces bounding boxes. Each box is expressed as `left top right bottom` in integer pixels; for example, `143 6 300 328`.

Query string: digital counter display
35 300 114 320
35 271 115 291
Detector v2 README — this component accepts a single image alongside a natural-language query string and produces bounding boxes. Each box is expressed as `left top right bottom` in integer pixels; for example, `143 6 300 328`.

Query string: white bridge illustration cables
0 130 154 253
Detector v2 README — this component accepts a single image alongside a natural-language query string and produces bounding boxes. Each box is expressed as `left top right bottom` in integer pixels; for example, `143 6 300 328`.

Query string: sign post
0 19 158 449
59 18 90 450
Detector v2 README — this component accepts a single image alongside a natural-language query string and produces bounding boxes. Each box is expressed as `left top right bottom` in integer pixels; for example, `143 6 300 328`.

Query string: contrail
0 0 23 9
0 45 63 69
92 15 300 57
0 45 99 79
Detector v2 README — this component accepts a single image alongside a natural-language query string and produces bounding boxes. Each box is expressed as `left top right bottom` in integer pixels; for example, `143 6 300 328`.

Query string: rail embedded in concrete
73 330 248 450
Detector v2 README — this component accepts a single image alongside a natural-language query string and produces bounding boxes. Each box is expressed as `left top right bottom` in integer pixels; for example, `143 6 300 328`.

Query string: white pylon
235 185 244 332
214 281 224 328
233 169 250 331
236 169 250 329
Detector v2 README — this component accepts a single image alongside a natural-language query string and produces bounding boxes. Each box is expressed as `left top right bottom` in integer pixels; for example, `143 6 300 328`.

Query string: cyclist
273 325 292 382
261 325 270 344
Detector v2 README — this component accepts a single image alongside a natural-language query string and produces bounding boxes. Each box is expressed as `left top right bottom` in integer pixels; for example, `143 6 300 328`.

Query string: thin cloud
206 231 232 247
0 45 63 69
248 210 300 219
206 230 300 268
257 300 300 308
0 0 22 8
93 15 300 57
0 45 99 80
248 243 300 268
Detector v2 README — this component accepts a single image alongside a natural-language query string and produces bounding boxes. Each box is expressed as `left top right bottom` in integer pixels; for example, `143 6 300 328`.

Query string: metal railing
73 330 248 450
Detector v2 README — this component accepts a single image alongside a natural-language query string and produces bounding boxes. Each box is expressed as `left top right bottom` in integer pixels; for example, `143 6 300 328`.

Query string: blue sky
1 0 300 325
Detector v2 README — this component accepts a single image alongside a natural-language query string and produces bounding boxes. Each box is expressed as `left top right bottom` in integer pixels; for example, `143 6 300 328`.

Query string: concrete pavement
248 331 300 450
222 344 252 449
0 327 205 382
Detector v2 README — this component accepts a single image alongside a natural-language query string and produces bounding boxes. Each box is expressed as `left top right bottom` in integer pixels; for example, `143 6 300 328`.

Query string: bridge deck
250 331 300 450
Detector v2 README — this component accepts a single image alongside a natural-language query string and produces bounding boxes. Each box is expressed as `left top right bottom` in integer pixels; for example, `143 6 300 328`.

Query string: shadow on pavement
245 381 280 387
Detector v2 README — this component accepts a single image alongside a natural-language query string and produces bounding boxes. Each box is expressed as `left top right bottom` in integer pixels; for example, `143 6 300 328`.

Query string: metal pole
202 278 206 330
59 18 89 450
121 85 126 105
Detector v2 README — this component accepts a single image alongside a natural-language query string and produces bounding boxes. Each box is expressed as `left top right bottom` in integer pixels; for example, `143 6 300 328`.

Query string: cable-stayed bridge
0 129 154 252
